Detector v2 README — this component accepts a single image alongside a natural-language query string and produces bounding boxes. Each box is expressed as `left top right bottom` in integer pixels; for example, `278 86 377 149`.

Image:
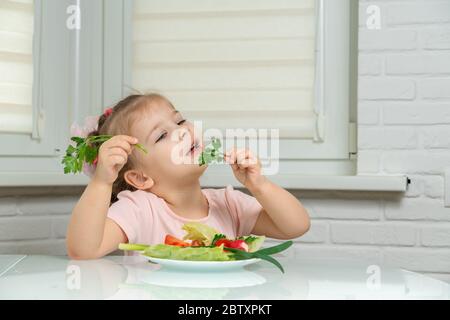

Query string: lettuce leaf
182 222 219 246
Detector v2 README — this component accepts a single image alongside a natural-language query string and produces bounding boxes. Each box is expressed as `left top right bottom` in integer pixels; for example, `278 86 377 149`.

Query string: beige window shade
131 0 318 139
0 0 34 134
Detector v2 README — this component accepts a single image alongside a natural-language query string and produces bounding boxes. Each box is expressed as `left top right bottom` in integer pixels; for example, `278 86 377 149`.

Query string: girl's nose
178 128 188 141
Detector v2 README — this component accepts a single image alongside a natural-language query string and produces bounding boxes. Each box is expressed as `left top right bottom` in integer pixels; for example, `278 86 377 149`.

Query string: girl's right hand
92 135 138 185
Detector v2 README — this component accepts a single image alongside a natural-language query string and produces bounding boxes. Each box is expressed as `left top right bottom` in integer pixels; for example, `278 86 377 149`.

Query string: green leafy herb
225 240 293 273
61 135 148 174
198 137 224 166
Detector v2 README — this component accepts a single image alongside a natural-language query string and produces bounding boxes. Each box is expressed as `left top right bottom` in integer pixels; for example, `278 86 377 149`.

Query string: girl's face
131 101 207 186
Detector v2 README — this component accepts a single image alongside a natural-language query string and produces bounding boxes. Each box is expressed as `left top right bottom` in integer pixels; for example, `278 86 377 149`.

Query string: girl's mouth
186 140 201 156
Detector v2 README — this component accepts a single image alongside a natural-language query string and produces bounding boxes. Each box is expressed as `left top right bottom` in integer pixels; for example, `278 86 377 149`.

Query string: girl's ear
123 170 154 191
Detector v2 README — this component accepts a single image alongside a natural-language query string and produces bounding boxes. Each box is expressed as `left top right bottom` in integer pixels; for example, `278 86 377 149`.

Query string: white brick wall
383 103 450 125
357 0 450 283
0 192 77 255
0 0 449 286
420 79 450 99
330 222 417 246
420 29 450 50
386 2 450 25
386 54 450 75
359 78 416 100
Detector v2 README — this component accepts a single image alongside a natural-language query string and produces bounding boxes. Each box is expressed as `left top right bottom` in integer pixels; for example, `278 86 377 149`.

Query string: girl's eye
155 132 167 143
155 120 186 143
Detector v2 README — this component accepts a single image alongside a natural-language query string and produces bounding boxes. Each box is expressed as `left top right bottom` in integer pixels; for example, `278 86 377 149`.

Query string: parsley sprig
198 137 224 166
61 135 148 174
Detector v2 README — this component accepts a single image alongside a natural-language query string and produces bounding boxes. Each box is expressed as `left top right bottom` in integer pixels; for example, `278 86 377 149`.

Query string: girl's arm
224 148 310 239
249 180 310 239
66 135 137 259
66 179 127 259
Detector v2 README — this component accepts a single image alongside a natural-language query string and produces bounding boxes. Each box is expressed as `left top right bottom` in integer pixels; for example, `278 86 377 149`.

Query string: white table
0 253 448 300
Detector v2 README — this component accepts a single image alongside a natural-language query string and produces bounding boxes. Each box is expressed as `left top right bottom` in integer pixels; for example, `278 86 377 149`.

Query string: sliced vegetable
118 243 149 251
215 239 231 247
215 239 249 252
164 235 191 247
229 240 249 252
142 244 233 261
191 240 203 247
211 233 226 246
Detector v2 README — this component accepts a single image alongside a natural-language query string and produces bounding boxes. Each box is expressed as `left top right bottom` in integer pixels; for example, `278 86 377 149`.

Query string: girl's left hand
224 148 267 191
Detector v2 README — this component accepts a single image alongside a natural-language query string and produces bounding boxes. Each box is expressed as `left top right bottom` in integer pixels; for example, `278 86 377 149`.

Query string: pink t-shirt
107 185 263 247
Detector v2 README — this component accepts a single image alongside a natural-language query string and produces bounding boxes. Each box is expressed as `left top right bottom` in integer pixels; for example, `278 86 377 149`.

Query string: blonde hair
88 93 174 204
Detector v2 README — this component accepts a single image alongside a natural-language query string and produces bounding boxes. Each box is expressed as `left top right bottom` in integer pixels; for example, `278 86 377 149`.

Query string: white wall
355 0 450 282
0 0 449 283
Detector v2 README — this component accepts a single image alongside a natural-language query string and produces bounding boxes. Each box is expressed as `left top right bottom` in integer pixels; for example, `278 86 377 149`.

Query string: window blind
0 0 34 134
131 0 318 139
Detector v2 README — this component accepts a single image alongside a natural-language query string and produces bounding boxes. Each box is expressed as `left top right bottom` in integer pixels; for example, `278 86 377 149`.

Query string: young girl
66 93 310 259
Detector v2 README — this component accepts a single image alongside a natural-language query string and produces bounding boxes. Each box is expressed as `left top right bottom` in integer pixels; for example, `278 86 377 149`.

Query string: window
121 0 357 180
0 0 34 134
0 0 101 186
130 0 318 140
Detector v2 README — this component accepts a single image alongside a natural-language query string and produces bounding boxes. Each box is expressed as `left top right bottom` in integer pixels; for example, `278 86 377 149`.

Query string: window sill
0 172 408 192
0 173 90 187
200 174 409 192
